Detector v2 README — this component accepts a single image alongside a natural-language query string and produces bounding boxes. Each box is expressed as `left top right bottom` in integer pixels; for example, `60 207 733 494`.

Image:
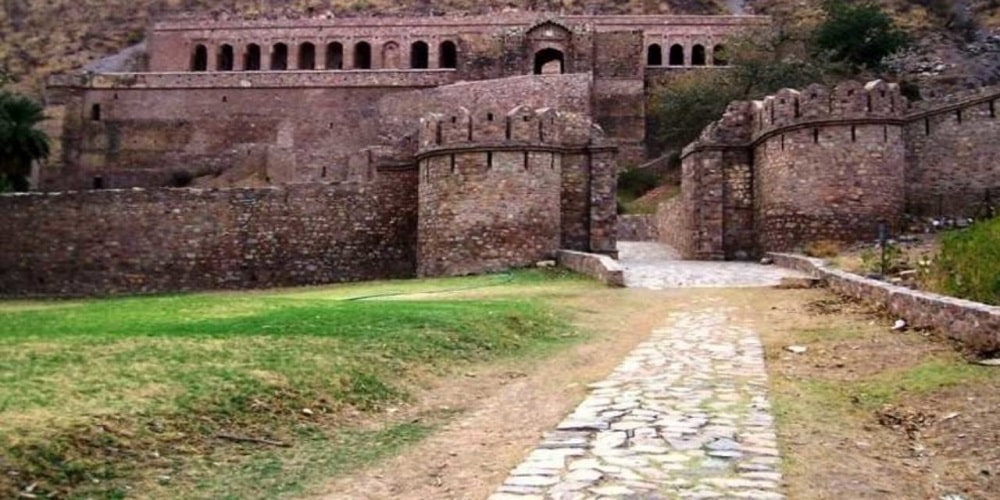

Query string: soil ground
318 287 1000 499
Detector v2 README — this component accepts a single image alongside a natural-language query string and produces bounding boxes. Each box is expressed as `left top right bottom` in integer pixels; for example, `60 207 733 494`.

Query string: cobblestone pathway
617 242 799 289
490 244 792 500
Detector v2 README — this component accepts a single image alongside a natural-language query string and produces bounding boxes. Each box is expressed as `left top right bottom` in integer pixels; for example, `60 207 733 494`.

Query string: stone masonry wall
617 214 659 241
0 171 417 297
904 89 1000 217
417 151 562 277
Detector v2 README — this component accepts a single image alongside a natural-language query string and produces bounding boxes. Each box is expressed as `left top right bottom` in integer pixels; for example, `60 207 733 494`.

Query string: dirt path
313 288 687 499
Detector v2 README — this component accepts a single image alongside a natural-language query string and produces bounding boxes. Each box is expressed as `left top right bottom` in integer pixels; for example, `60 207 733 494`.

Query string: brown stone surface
556 249 624 287
616 214 659 241
662 80 1000 259
0 171 416 297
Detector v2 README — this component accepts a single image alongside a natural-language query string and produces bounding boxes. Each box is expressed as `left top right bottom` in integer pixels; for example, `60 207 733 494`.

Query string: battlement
417 106 602 154
905 81 1000 116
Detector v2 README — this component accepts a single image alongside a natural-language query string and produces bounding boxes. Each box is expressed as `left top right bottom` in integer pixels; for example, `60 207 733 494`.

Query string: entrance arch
533 48 565 75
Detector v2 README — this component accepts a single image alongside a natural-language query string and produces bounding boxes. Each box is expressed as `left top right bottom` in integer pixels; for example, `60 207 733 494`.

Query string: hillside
1 0 999 96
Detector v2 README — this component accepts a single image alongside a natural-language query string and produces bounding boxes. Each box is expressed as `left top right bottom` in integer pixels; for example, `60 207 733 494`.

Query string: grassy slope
0 269 598 498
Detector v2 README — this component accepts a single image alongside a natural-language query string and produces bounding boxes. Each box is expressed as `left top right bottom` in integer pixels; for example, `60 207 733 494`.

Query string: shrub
804 239 842 258
931 217 1000 305
617 168 660 200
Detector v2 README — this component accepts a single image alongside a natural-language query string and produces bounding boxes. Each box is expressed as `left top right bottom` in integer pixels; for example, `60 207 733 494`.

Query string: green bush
617 168 660 200
932 217 1000 305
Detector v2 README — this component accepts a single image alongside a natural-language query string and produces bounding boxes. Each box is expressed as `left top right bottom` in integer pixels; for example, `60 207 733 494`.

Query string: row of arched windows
646 44 727 67
190 40 458 72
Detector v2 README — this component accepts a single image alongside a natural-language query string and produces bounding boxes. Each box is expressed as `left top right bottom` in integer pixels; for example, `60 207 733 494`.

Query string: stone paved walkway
617 242 802 289
490 243 791 500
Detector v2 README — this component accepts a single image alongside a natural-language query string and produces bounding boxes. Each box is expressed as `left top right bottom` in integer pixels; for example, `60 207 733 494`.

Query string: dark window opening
90 103 101 121
244 44 262 71
925 117 931 135
218 44 235 71
647 44 662 66
884 125 888 142
668 44 684 66
956 109 963 123
780 134 785 151
524 151 529 170
326 42 343 69
712 44 727 65
299 42 316 70
487 152 493 169
92 175 104 190
851 125 857 142
813 129 819 143
991 100 996 118
222 95 228 102
191 44 208 71
794 99 800 118
691 45 706 66
867 94 872 112
440 41 457 69
533 48 565 75
354 42 372 69
450 154 456 173
487 112 494 121
410 41 429 69
271 43 288 70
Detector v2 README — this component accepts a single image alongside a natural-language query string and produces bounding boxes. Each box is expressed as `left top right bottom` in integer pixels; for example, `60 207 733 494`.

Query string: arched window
326 42 343 70
647 44 662 66
217 44 234 71
713 44 728 66
533 48 564 74
191 44 208 71
668 44 684 66
411 41 429 69
244 44 261 71
439 40 457 69
354 41 372 69
298 42 316 70
692 45 706 66
271 43 288 70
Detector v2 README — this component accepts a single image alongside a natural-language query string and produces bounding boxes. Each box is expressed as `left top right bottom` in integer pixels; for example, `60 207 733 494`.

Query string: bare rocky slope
1 1 998 96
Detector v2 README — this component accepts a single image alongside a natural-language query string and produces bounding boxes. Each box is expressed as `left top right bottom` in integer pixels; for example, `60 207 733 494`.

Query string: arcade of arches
189 40 461 71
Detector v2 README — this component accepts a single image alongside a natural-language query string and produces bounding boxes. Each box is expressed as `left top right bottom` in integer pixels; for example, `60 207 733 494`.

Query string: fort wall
903 90 1000 217
0 170 416 297
667 80 1000 259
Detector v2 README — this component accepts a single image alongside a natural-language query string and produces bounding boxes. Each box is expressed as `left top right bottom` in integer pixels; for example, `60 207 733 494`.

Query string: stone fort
1 11 999 296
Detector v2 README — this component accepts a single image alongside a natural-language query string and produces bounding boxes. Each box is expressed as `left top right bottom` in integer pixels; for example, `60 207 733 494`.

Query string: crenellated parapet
751 80 904 140
417 106 603 155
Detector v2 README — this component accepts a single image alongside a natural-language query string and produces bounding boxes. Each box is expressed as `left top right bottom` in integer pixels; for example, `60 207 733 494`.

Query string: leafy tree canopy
0 91 50 192
811 0 910 71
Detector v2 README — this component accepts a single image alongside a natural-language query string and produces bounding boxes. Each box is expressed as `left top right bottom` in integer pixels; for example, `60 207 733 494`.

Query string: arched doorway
533 48 564 75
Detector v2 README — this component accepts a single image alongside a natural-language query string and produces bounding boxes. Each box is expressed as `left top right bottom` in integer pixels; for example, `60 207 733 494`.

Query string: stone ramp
617 242 804 289
489 308 784 500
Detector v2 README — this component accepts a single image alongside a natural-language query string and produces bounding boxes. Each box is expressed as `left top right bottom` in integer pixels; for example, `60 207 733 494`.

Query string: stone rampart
668 80 1000 259
0 171 416 297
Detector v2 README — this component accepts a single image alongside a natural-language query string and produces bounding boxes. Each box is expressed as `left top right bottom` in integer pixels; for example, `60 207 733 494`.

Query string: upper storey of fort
142 13 769 74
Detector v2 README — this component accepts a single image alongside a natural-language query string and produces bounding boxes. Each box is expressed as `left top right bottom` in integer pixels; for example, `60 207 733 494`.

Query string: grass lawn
0 269 598 499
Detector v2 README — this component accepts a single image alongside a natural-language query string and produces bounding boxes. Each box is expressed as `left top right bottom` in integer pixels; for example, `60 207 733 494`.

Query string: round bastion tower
416 105 591 277
752 80 907 251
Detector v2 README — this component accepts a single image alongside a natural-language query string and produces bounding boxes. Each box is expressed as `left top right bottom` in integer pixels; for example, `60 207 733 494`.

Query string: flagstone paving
490 243 794 499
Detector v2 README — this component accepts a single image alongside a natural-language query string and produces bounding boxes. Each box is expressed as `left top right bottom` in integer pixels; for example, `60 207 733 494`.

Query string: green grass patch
0 270 588 498
929 216 1000 305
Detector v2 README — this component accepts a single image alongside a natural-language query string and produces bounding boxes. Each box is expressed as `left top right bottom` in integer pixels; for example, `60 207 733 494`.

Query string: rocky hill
1 0 998 96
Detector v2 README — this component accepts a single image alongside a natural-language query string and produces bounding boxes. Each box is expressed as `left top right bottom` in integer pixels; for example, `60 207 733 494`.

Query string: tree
811 0 909 71
0 91 50 192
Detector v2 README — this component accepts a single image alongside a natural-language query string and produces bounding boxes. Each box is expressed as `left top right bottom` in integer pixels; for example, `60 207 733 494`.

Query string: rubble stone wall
0 170 417 297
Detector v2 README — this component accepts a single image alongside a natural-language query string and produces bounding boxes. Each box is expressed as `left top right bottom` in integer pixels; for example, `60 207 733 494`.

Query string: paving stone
491 297 788 499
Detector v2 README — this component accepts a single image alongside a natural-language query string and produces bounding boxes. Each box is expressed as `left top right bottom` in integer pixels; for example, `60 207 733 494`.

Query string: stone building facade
42 13 767 191
660 80 1000 259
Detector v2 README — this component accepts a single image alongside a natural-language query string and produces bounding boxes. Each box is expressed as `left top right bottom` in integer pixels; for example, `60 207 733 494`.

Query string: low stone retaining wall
617 214 659 241
557 250 625 288
768 253 1000 354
